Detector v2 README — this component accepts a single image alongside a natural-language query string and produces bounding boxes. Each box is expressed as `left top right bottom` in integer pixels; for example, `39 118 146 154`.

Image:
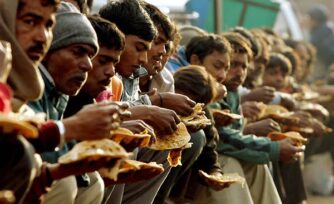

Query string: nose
79 56 93 72
138 51 148 65
276 73 284 83
34 26 49 44
234 65 244 77
105 64 115 77
157 43 166 57
217 70 227 83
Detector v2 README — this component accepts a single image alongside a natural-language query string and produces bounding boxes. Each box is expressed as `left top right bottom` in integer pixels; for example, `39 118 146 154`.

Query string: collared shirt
28 64 69 163
150 68 175 93
117 67 151 106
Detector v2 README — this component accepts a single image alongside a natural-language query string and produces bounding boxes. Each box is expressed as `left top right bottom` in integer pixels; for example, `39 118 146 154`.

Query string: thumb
147 88 157 96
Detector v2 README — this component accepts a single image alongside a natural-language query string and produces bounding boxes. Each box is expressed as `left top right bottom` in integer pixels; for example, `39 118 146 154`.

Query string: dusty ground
308 195 334 204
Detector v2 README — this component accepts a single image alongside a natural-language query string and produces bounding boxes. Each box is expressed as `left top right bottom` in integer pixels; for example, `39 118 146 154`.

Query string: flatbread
210 109 242 127
168 148 183 167
259 104 289 119
100 159 164 183
167 143 192 167
268 131 308 145
148 122 191 150
181 103 212 127
58 139 131 164
0 113 38 138
0 190 15 204
198 170 245 187
110 127 152 149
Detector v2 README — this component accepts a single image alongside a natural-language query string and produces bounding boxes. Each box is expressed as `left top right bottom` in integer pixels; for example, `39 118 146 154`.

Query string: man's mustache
27 43 46 54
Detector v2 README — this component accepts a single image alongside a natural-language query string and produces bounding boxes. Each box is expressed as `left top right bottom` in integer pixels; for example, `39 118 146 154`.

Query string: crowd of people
1 0 334 204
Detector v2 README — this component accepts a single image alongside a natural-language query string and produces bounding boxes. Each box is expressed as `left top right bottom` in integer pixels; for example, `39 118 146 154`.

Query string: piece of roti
268 131 308 146
58 139 131 164
148 122 191 150
100 159 164 184
198 170 246 187
0 113 38 138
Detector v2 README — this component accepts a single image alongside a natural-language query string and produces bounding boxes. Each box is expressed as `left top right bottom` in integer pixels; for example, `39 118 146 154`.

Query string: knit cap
50 2 99 56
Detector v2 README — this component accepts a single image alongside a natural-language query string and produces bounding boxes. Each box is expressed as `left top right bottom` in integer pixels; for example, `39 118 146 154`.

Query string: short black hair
18 0 60 11
231 27 261 58
222 32 253 60
267 53 292 75
88 15 125 51
99 0 157 42
140 1 175 41
174 65 216 105
185 34 231 63
281 49 300 75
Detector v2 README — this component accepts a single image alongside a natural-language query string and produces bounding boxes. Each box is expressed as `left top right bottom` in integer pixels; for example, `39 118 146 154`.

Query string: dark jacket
209 91 280 164
192 108 222 174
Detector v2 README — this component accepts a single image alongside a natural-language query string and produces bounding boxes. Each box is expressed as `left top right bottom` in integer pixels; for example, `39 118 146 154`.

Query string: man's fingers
173 113 181 124
187 98 196 107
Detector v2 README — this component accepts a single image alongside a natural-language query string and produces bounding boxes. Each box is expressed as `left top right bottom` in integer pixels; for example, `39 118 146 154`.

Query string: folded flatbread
181 103 211 127
167 143 192 167
58 139 131 164
258 104 289 119
0 113 38 138
148 122 191 150
198 170 245 187
268 131 308 145
100 159 164 183
110 127 152 149
210 109 242 127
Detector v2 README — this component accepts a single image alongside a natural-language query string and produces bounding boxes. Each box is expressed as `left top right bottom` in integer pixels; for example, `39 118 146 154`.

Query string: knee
45 176 78 203
190 130 207 153
85 172 105 203
91 172 105 196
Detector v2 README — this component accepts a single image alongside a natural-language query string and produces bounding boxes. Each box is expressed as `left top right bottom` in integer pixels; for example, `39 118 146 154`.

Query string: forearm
30 121 62 153
218 127 280 161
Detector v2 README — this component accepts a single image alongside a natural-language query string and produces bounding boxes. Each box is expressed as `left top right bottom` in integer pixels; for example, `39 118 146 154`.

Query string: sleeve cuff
269 141 280 161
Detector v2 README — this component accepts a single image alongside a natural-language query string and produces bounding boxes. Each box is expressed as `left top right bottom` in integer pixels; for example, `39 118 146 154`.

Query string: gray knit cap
50 2 99 55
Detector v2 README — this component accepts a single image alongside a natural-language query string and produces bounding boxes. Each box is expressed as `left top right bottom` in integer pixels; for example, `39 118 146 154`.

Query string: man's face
116 35 152 78
262 66 287 90
15 0 56 64
199 51 230 84
248 55 269 83
45 44 95 95
83 46 122 98
144 28 168 76
224 53 249 91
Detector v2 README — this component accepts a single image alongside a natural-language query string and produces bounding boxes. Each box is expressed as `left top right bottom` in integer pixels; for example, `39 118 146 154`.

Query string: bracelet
158 93 163 107
55 121 65 149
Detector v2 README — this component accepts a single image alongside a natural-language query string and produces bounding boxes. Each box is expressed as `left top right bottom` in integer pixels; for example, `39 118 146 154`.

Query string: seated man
194 32 302 204
0 0 60 202
27 3 122 204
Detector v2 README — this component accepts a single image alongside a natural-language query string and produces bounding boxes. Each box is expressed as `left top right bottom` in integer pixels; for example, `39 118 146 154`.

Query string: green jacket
27 66 70 163
209 91 280 164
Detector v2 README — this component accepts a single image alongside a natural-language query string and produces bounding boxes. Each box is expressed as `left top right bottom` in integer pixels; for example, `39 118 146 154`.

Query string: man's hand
244 119 281 136
278 138 304 162
280 93 296 110
121 120 153 134
128 105 180 135
63 103 121 141
241 101 262 121
241 86 275 104
150 92 196 116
